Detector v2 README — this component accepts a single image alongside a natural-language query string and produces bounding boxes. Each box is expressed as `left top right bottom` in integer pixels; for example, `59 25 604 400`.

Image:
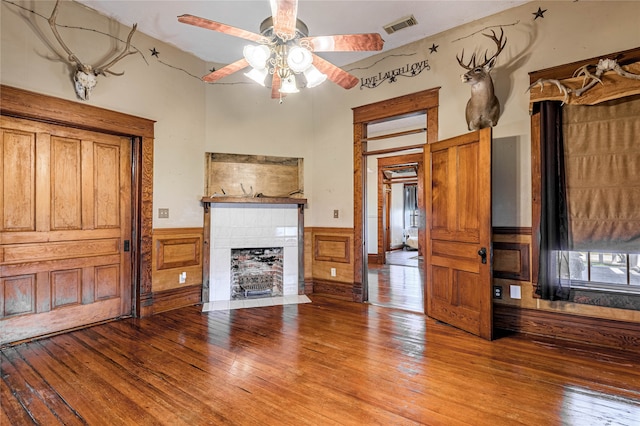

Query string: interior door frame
0 85 155 318
377 154 422 265
353 88 439 302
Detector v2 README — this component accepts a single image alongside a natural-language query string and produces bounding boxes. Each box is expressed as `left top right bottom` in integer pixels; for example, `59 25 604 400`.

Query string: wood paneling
156 238 201 270
205 153 303 198
1 128 35 231
309 227 356 300
152 228 203 294
493 242 531 281
143 227 204 316
141 284 203 316
495 304 640 354
1 116 132 345
0 85 154 320
314 235 350 263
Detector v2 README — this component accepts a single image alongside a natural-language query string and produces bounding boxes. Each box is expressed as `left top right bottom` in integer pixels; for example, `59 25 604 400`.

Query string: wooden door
0 116 132 345
424 128 492 339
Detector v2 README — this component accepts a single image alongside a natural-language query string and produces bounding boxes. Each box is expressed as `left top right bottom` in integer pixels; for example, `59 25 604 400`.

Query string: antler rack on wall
528 59 640 109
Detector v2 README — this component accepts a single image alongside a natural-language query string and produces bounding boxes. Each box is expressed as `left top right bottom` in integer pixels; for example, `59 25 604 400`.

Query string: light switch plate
510 285 521 299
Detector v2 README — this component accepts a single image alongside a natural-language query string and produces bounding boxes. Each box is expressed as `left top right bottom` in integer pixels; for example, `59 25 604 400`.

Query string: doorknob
477 247 487 264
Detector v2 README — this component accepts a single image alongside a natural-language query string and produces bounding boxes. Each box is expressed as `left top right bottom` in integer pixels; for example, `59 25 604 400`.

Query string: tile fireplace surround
200 198 309 311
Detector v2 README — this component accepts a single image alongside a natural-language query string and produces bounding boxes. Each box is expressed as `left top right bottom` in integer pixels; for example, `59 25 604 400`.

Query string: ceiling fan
178 0 384 99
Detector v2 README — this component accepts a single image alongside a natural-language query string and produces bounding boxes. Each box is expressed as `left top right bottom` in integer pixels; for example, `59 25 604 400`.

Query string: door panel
0 116 132 345
425 128 492 340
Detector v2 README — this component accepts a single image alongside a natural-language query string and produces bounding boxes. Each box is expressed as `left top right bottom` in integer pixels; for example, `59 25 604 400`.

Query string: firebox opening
231 247 284 300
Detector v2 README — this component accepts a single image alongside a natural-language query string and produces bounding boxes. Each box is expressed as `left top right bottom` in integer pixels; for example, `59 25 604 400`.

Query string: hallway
368 250 423 312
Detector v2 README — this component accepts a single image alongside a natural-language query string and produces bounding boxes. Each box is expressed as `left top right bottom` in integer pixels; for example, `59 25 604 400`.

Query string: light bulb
279 76 299 94
287 46 313 73
303 65 327 88
243 45 270 70
244 67 268 86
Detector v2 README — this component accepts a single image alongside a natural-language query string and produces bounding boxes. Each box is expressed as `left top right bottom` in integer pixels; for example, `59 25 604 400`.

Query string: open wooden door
424 128 492 340
1 116 132 345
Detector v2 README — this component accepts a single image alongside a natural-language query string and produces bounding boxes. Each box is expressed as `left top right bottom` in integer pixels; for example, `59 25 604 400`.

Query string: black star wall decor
533 7 547 20
429 43 439 54
150 48 159 57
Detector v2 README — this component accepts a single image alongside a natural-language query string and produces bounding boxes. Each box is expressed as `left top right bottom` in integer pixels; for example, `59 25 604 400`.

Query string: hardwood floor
2 296 639 425
368 250 424 312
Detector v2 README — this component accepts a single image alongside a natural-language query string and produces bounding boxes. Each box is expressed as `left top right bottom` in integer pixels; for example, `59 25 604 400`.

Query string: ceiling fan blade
270 0 298 40
178 14 266 43
312 54 359 90
202 58 249 82
271 72 285 99
302 34 384 52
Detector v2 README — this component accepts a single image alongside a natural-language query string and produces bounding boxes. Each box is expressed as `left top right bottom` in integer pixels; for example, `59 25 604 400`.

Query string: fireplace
231 247 283 299
200 197 308 311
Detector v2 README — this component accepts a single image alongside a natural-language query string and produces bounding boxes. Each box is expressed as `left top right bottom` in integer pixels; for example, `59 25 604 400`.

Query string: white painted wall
1 0 206 229
3 1 639 232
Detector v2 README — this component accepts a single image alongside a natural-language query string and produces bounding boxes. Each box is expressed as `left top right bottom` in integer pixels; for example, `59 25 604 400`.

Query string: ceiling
75 0 529 68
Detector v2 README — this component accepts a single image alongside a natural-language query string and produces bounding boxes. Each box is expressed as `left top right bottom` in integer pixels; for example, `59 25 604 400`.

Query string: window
558 251 640 292
533 60 640 306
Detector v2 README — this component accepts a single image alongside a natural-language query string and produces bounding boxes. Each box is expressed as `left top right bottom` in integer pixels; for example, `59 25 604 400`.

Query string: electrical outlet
179 272 186 284
333 209 339 219
493 285 502 299
330 268 337 277
158 208 169 218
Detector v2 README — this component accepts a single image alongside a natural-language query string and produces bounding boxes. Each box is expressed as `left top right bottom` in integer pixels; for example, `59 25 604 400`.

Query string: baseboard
312 279 354 301
494 304 640 354
368 254 380 265
140 285 202 316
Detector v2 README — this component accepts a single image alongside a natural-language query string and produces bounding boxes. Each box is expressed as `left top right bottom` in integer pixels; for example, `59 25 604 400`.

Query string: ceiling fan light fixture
279 76 299 94
244 67 269 86
303 65 327 88
243 44 271 69
286 46 313 73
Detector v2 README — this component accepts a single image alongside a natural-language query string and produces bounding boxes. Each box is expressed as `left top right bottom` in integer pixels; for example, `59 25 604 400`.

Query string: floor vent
383 15 418 35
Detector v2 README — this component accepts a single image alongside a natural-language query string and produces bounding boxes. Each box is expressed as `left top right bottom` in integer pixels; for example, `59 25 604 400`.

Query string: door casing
353 89 439 302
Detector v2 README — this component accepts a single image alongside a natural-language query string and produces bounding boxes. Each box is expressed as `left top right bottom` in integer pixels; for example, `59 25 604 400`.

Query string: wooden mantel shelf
201 196 307 205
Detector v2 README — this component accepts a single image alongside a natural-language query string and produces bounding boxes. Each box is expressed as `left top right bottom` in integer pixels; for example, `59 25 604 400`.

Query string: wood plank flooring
2 295 640 425
368 250 423 312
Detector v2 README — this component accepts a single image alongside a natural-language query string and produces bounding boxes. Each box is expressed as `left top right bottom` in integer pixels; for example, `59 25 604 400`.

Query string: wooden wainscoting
492 227 533 299
308 227 356 301
141 228 204 316
491 227 640 354
494 304 640 354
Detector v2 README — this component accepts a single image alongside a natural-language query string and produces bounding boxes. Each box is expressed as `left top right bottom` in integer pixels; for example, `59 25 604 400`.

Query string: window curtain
536 96 640 300
536 101 571 300
562 95 640 252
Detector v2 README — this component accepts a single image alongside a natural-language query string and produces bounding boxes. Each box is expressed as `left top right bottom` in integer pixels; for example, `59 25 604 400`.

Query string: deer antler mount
456 28 507 131
528 58 640 104
48 0 137 101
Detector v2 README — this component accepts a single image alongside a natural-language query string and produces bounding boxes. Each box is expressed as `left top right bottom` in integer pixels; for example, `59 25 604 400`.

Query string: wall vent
383 15 418 35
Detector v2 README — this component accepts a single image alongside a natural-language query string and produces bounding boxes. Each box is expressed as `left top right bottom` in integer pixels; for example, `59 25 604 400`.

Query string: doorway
368 153 424 311
352 89 440 310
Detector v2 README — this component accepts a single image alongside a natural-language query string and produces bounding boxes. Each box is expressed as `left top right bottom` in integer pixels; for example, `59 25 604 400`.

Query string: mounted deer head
456 28 507 131
48 0 137 101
